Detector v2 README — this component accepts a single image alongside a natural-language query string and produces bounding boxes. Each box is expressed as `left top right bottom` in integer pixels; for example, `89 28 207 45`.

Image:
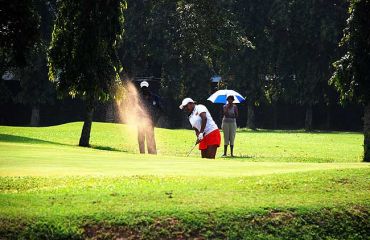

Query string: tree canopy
330 0 370 162
48 0 127 146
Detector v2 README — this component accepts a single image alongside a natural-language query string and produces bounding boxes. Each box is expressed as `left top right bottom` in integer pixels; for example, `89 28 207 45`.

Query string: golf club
186 143 197 157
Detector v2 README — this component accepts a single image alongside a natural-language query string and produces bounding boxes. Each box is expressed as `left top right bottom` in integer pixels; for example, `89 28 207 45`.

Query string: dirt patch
248 209 297 228
83 217 200 240
84 224 140 240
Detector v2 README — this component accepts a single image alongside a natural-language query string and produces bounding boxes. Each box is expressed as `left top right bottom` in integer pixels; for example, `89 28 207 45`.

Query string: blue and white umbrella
207 89 245 104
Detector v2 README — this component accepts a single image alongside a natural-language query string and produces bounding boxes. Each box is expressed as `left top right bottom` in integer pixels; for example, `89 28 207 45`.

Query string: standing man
180 98 221 159
137 81 162 154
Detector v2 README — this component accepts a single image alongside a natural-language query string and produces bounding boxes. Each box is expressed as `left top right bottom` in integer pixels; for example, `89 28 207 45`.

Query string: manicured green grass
0 121 364 162
0 122 369 239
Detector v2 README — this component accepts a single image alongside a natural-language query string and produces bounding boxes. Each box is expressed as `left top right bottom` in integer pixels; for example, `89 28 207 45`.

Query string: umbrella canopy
207 89 245 104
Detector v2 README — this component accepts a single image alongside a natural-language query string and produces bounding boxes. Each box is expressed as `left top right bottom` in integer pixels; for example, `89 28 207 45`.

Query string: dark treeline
0 0 364 132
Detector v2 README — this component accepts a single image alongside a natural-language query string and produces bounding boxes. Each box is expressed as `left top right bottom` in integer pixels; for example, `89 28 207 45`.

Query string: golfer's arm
199 112 207 134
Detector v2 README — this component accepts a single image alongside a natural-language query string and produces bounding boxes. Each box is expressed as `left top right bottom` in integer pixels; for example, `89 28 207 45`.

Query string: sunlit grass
0 121 364 162
0 122 369 239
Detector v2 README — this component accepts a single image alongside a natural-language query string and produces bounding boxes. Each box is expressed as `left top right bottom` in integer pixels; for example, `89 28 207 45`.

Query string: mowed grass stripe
0 123 369 239
0 122 364 162
0 142 368 177
0 169 369 219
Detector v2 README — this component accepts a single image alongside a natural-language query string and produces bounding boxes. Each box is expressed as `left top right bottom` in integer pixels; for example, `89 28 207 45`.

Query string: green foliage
268 0 347 106
0 80 12 103
121 0 251 103
330 0 370 105
330 0 370 162
230 0 274 105
0 0 40 70
0 0 41 106
16 41 55 107
48 0 127 102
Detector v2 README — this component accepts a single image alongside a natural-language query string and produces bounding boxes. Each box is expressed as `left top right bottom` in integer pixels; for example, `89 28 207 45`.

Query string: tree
266 0 347 131
16 0 56 126
17 42 55 126
289 0 347 131
330 0 370 162
48 0 126 146
119 0 251 128
0 0 40 106
231 0 275 129
0 0 40 71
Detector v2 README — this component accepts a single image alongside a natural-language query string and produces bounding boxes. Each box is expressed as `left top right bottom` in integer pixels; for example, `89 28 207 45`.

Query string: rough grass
0 122 369 239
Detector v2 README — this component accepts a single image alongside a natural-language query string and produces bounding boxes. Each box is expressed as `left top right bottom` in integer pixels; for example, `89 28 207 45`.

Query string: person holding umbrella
207 89 244 157
221 94 239 157
179 98 221 159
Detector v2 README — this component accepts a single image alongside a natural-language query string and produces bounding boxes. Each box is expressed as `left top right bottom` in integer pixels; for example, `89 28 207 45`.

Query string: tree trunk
305 104 313 131
79 104 94 147
247 101 256 130
325 106 331 130
272 103 278 129
364 103 370 162
105 101 115 123
30 105 40 126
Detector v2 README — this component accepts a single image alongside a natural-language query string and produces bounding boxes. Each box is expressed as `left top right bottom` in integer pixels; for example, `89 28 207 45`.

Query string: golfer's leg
138 127 145 154
147 126 157 154
201 149 207 158
206 145 218 159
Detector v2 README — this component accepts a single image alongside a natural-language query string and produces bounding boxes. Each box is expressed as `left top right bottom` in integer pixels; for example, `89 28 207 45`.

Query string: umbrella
207 89 245 104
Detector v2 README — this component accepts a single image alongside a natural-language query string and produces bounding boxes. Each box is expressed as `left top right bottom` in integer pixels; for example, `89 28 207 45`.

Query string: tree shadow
0 134 127 153
92 145 127 152
237 128 360 134
220 155 255 159
0 134 71 146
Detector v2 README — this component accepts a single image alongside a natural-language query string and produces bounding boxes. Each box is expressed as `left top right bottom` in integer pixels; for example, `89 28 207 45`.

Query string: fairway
0 140 367 177
0 122 369 239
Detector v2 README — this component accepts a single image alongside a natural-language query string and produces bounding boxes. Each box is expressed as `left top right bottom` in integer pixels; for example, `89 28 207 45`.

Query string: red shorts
199 129 221 150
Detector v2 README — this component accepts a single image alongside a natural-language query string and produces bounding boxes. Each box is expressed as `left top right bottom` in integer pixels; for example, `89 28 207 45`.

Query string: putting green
0 141 368 177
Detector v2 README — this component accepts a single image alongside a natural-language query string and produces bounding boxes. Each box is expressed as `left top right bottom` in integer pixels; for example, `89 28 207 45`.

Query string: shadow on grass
237 128 360 134
219 155 255 160
0 134 127 153
0 134 71 146
92 145 127 153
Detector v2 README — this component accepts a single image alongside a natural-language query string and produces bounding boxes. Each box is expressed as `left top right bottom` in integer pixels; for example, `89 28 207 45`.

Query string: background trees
15 0 56 126
1 0 368 154
48 0 126 146
0 0 40 109
331 0 370 162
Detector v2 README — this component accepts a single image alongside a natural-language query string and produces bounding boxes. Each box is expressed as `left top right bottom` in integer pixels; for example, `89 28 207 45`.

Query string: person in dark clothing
137 81 162 154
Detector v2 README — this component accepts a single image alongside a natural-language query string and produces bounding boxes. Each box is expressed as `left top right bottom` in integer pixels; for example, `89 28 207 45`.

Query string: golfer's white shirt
188 104 218 136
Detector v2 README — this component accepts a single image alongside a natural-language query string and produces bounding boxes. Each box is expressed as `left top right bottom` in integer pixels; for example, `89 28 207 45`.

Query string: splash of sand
115 81 155 153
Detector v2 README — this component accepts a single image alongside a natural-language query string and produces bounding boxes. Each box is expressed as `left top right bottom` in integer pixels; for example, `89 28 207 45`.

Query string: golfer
137 81 162 154
179 98 221 159
221 94 238 157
